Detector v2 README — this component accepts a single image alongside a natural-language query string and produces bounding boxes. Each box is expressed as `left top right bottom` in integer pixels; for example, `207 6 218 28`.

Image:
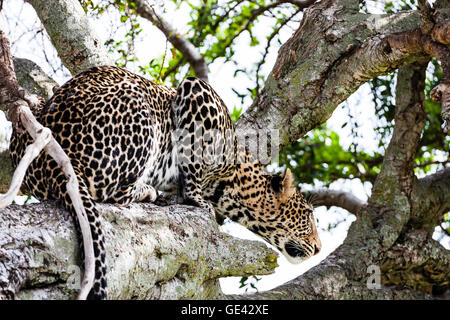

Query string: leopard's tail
59 170 107 300
10 129 107 299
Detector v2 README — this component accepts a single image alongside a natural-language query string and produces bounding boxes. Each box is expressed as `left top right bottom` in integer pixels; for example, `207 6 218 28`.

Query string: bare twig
255 7 303 95
132 0 209 82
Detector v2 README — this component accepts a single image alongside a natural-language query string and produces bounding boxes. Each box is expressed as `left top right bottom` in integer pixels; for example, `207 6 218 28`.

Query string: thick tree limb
371 61 428 198
410 167 450 233
25 0 113 75
233 36 447 297
369 61 427 250
132 0 208 82
0 125 51 208
218 0 317 57
308 189 366 216
236 1 449 149
381 229 450 294
0 202 277 299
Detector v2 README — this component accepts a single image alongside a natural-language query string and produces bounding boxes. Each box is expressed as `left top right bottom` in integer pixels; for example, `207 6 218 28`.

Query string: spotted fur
10 66 321 299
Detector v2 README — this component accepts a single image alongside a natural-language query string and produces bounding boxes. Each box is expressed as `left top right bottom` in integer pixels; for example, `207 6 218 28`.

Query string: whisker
306 192 318 206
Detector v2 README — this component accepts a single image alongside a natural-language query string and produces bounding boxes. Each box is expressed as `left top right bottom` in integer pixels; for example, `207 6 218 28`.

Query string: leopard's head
255 168 321 264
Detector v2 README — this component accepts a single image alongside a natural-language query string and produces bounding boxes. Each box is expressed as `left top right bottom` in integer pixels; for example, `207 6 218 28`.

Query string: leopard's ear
281 168 296 201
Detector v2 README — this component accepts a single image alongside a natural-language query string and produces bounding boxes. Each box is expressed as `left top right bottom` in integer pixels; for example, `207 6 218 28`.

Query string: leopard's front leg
179 171 215 215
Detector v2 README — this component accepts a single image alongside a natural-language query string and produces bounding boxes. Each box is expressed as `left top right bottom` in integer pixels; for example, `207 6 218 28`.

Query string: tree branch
0 202 277 299
308 189 366 216
228 254 431 299
25 0 113 75
224 0 316 52
381 229 450 294
0 125 51 208
237 2 449 150
132 0 208 82
12 57 58 100
410 167 450 232
0 57 59 193
371 61 428 198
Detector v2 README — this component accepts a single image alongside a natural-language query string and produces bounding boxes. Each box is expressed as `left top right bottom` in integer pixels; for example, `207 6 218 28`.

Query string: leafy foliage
230 105 243 123
238 275 261 292
279 126 382 187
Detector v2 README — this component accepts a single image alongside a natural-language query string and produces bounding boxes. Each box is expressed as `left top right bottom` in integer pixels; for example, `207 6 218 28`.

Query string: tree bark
0 28 101 299
25 0 113 75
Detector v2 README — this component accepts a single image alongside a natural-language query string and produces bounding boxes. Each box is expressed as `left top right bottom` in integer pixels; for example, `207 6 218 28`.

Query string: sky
0 0 448 295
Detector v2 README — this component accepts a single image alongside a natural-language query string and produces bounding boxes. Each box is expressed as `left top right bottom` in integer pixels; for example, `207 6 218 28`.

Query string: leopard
9 65 321 300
